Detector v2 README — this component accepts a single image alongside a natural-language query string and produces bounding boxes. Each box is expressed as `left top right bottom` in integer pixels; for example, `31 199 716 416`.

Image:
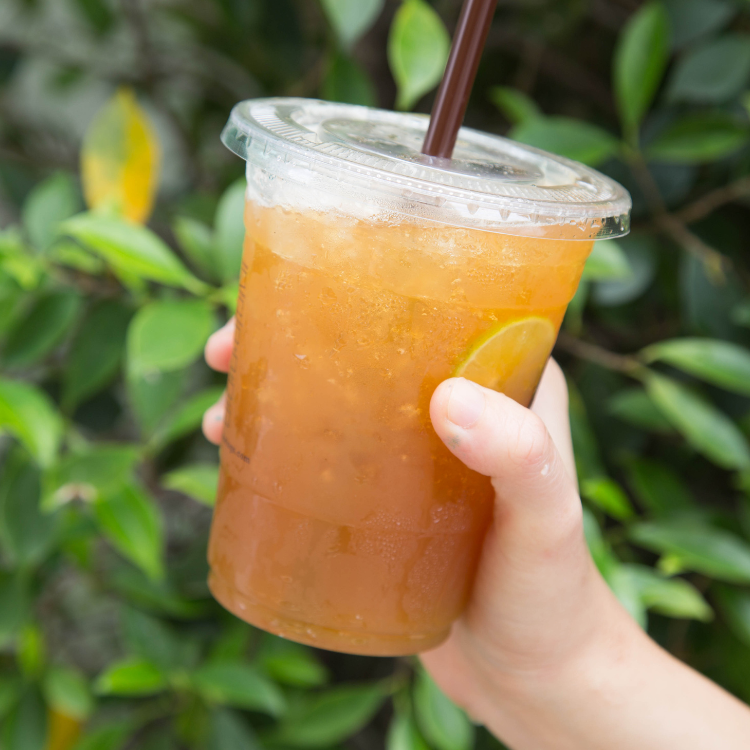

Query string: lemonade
208 99 630 655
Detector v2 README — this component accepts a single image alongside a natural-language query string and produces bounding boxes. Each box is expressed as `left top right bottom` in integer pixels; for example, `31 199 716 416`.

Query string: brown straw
422 0 499 159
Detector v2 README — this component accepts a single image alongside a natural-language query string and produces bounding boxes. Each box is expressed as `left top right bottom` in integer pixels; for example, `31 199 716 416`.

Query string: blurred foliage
2 0 750 748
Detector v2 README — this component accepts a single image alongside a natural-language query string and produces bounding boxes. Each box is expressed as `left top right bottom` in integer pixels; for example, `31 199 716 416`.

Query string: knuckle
509 411 552 470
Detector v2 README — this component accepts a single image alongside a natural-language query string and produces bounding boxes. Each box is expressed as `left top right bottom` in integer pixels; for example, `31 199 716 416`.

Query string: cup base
208 571 450 656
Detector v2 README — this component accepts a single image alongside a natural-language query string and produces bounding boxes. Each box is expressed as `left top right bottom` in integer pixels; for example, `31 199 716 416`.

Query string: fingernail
446 379 485 429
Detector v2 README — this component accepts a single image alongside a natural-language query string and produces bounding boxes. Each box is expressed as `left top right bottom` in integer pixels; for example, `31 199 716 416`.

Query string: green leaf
567 381 606 482
71 722 132 750
580 477 634 521
43 666 94 721
3 290 82 368
608 387 675 433
715 586 750 647
73 0 115 33
173 216 217 281
42 444 139 510
0 677 21 722
664 0 736 49
214 180 246 283
606 565 646 627
127 299 215 377
49 239 106 275
667 34 750 103
630 519 750 583
163 464 219 506
2 687 46 750
122 607 182 673
321 0 384 48
95 657 168 696
271 683 387 747
388 0 450 111
511 117 620 166
62 300 132 410
259 638 329 688
18 625 45 679
322 53 378 107
581 240 633 281
0 571 30 641
583 507 619 578
128 368 187 437
648 113 748 163
61 212 206 293
22 172 81 251
150 386 225 450
613 2 671 135
642 338 750 395
413 669 473 750
192 662 286 717
207 708 262 750
0 456 58 567
645 373 750 470
625 565 713 621
625 458 694 515
487 86 540 125
94 483 164 580
591 236 656 307
0 379 63 467
387 711 430 750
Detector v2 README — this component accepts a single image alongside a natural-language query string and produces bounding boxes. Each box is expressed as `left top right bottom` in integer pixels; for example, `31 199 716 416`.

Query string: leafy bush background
3 0 750 748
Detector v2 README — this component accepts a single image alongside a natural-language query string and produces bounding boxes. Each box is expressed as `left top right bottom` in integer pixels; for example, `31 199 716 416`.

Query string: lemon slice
454 317 557 406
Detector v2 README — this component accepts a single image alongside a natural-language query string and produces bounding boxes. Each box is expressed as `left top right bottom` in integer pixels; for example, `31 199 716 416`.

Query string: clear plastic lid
222 98 631 240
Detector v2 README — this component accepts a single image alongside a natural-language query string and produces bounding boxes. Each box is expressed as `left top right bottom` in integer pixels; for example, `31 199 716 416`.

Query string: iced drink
208 99 630 655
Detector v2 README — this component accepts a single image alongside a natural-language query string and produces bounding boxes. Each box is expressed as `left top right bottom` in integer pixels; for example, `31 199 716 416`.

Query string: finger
530 359 577 486
429 377 584 557
205 318 235 373
202 393 226 445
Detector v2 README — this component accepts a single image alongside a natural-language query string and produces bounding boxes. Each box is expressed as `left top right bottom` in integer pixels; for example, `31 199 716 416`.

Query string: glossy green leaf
127 299 215 377
613 2 670 135
94 483 164 580
207 708 262 750
667 34 750 103
3 290 82 368
259 639 329 688
388 0 450 111
606 565 647 626
2 687 46 750
580 477 634 521
591 236 657 306
150 385 225 450
18 625 45 679
413 670 473 750
0 379 62 468
122 607 182 673
163 464 219 506
0 677 21 722
487 86 540 125
321 0 384 49
22 172 81 251
0 571 30 641
642 338 750 395
95 657 168 696
567 381 606 482
511 117 619 166
73 0 115 33
70 722 132 750
645 373 750 470
0 456 58 567
322 53 377 107
43 666 94 721
581 240 633 281
271 683 387 746
387 711 430 750
193 662 286 716
664 0 736 49
715 586 750 647
648 114 748 163
173 216 217 281
608 387 675 433
214 180 246 283
61 213 206 293
42 444 139 510
62 300 132 410
128 368 187 437
625 458 694 515
630 519 750 582
625 565 713 620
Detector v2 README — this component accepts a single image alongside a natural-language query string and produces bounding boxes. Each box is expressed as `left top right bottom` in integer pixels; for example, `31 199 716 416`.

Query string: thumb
429 375 585 562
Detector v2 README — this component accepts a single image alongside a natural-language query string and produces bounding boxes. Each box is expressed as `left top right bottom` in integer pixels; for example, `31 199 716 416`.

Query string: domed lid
222 98 630 239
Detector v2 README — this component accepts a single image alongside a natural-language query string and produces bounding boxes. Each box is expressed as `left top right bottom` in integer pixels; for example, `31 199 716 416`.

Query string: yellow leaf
45 708 83 750
81 88 161 224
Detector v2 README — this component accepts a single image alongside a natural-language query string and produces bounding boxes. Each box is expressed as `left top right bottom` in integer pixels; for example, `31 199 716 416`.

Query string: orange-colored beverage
208 99 630 655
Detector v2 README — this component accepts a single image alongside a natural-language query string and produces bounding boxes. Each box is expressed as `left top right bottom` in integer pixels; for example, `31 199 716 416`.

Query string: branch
675 176 750 225
555 332 645 377
657 215 728 283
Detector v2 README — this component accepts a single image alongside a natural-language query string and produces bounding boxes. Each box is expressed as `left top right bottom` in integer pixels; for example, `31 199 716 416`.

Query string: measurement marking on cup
223 435 251 465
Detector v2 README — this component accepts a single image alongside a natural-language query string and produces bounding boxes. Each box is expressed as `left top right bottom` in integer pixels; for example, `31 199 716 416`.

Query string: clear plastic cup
208 98 630 655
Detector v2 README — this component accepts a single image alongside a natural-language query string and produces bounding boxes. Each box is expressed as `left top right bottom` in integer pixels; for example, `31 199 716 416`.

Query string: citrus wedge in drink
454 317 557 405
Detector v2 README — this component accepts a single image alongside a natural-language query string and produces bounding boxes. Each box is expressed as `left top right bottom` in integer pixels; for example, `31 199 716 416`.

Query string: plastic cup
207 98 630 656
